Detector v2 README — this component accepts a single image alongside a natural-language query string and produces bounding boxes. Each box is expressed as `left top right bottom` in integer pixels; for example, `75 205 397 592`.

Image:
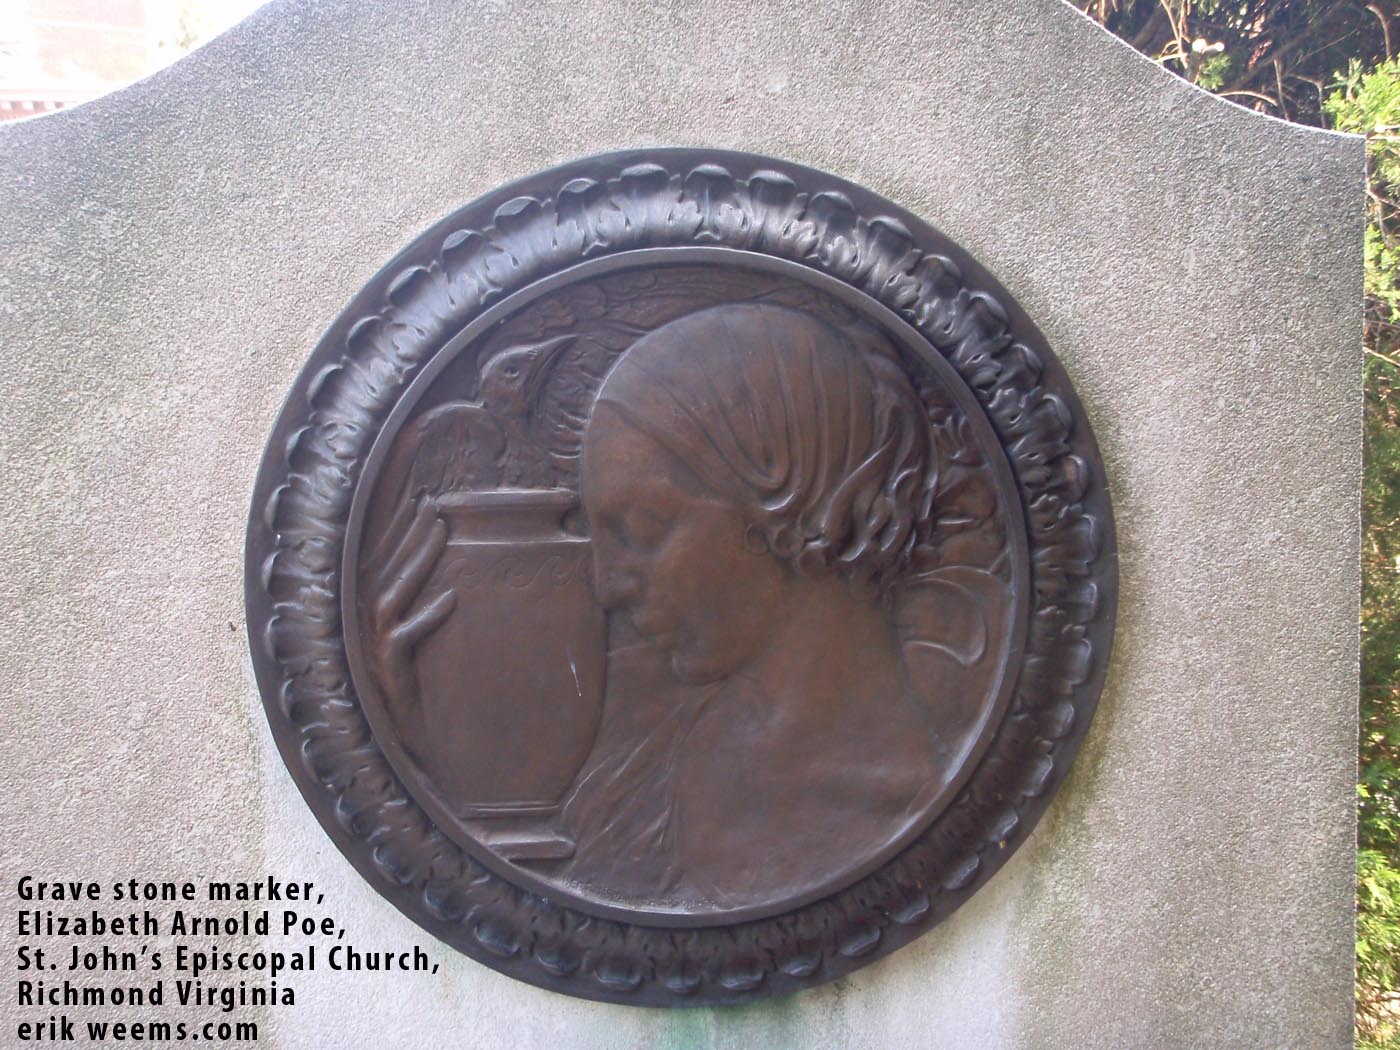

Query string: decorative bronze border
245 148 1117 1006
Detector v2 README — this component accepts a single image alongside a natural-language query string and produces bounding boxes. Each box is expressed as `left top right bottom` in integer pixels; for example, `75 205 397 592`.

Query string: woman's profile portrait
354 272 1014 918
554 302 1010 910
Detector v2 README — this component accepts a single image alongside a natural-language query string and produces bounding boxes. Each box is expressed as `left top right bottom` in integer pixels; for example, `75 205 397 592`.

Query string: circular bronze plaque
246 149 1117 1005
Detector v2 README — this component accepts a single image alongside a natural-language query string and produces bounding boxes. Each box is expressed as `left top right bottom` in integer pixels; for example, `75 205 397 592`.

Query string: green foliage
1076 0 1392 125
1367 224 1400 343
1193 51 1233 91
1083 6 1400 1045
1359 347 1400 852
1320 53 1400 1050
1356 273 1400 1042
1327 59 1400 366
1330 92 1400 1041
1360 846 1400 1047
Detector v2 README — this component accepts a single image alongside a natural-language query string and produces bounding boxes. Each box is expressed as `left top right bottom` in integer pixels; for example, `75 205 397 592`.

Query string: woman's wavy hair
593 302 935 597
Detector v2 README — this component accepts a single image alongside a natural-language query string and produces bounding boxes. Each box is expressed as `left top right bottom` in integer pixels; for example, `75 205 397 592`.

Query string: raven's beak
523 334 577 402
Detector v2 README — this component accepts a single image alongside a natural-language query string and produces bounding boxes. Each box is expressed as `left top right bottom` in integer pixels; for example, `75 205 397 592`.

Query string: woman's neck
737 573 911 734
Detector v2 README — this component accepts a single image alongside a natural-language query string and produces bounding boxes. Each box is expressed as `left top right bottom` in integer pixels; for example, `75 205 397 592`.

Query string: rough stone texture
0 1 1360 1047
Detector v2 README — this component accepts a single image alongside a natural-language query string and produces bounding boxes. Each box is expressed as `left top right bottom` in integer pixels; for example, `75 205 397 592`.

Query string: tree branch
1224 4 1349 93
1158 0 1188 71
1365 346 1400 370
1130 4 1171 52
1368 1 1394 59
1218 88 1284 109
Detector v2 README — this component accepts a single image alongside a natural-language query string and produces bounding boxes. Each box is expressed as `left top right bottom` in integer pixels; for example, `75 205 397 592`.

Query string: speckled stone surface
0 1 1361 1046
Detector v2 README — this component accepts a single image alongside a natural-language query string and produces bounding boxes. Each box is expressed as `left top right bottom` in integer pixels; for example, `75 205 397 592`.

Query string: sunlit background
0 0 265 121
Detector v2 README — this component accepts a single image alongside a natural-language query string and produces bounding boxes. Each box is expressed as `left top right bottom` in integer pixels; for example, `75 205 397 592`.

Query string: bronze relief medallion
246 150 1116 1005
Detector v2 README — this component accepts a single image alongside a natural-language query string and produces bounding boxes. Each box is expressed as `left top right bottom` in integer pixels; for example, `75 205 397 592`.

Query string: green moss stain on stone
1007 603 1135 1049
644 978 857 1050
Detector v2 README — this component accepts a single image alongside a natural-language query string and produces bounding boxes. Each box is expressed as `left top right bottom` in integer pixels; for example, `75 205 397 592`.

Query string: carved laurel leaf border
244 149 1117 1006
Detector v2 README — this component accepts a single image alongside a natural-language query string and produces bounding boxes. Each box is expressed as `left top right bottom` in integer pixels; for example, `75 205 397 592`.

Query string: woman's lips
629 611 679 650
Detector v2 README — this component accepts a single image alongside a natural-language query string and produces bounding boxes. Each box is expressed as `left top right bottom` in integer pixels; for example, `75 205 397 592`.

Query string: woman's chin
666 648 733 686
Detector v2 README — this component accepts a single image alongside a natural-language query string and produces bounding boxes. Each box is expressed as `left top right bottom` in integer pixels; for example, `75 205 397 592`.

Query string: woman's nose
591 552 640 610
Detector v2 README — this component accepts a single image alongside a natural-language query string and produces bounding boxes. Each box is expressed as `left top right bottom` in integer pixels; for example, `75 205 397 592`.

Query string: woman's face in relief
581 403 788 685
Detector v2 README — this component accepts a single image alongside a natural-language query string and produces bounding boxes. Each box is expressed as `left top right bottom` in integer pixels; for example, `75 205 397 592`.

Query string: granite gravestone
0 0 1360 1046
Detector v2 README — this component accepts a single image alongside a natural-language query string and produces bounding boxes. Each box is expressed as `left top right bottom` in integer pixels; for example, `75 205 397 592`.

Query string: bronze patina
245 149 1117 1005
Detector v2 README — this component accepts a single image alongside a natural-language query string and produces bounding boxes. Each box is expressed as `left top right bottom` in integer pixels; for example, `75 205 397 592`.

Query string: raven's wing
362 401 506 570
408 401 507 494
